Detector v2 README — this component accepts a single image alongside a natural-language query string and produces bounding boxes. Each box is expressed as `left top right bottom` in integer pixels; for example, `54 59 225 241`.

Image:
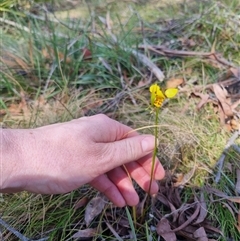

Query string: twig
232 144 240 154
179 77 239 93
84 90 125 116
25 12 59 23
214 154 225 184
0 217 49 241
138 45 237 68
95 42 165 82
32 238 49 241
0 17 67 38
0 17 31 33
158 4 216 34
43 62 58 93
117 62 137 106
215 130 240 183
139 44 212 57
235 169 240 194
52 97 74 119
125 47 165 82
0 218 29 241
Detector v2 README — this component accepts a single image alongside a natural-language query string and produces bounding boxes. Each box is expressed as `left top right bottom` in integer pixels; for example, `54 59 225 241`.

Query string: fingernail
141 136 155 152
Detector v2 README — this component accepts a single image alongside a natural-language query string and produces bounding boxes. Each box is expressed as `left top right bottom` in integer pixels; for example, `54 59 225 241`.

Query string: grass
1 0 240 240
207 147 240 241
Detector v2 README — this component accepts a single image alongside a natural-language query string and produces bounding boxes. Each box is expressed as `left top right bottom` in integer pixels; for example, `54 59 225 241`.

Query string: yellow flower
149 83 178 108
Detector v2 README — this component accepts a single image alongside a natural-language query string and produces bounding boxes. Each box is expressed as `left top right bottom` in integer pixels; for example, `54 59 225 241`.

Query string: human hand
2 114 165 206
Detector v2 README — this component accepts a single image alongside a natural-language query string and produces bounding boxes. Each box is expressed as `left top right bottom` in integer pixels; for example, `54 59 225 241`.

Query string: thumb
102 135 156 170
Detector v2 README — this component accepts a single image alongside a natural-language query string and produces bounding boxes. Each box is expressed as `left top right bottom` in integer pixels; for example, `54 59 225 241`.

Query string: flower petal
149 84 160 94
164 88 178 98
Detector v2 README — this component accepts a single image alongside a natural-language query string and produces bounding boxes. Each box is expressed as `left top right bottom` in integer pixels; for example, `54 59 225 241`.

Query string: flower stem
148 108 159 195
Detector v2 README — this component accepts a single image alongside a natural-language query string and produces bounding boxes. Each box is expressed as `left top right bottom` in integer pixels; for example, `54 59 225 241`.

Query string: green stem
148 107 159 194
132 206 137 228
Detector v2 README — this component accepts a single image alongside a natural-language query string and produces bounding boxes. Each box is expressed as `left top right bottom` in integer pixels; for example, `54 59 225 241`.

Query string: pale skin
1 114 165 207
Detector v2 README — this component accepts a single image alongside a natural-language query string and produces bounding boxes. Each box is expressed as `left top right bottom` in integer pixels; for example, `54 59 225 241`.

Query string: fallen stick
0 17 67 38
232 144 240 154
126 47 165 81
0 217 49 241
95 42 165 82
0 217 29 241
138 45 237 68
215 130 240 183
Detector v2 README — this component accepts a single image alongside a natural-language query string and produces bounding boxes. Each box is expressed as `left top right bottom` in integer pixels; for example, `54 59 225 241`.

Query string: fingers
107 167 139 206
123 153 165 195
136 153 165 180
125 161 161 195
89 155 165 206
79 114 158 175
80 114 165 204
89 167 140 207
89 175 126 207
98 135 156 175
89 171 139 207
